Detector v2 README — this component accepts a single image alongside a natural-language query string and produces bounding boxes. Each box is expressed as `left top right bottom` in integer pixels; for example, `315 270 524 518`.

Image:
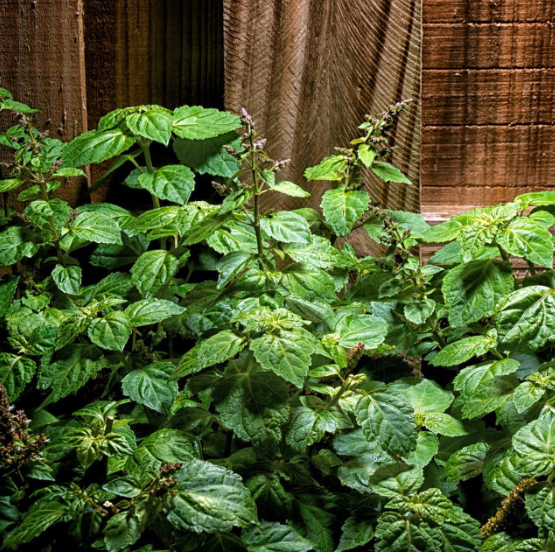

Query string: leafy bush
1 86 555 551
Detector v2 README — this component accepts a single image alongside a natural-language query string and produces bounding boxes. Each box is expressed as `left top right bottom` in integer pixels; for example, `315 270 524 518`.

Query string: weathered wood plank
223 0 421 219
421 126 555 187
423 1 555 24
421 185 552 222
0 0 88 205
422 69 555 125
423 23 555 69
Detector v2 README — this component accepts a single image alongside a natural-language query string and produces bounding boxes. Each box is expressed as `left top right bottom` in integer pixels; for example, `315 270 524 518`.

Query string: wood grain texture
423 1 555 24
223 0 421 230
422 126 555 187
422 1 555 227
424 23 555 70
422 69 555 125
0 0 88 205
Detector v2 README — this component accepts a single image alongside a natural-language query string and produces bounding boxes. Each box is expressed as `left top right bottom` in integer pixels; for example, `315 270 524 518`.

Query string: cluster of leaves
2 85 555 552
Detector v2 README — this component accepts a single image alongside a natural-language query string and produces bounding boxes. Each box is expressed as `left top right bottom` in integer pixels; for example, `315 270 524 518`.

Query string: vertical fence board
421 1 555 224
0 0 88 205
223 0 421 254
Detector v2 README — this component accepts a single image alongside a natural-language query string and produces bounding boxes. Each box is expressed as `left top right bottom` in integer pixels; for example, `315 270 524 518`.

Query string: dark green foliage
1 89 555 551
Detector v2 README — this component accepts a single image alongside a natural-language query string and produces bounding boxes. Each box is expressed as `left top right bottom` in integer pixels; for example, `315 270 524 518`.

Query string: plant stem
37 175 65 265
248 137 265 266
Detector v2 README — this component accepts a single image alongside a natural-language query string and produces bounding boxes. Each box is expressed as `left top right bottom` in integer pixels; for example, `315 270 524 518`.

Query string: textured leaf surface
88 311 131 351
0 353 36 400
168 459 257 533
355 391 417 456
242 521 313 552
137 165 195 205
320 186 369 236
172 106 240 139
62 129 134 167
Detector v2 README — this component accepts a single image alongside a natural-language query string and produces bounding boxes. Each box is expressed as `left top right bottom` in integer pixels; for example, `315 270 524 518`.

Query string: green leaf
37 344 105 405
137 165 195 205
496 286 555 352
442 259 514 328
172 330 246 379
131 249 184 297
173 131 242 177
375 512 440 552
404 299 436 325
62 129 134 167
405 379 454 414
53 167 87 178
280 263 337 303
355 390 417 456
0 99 39 113
168 459 257 533
269 181 311 198
512 411 555 477
125 110 173 145
320 186 369 236
0 276 19 317
125 298 185 326
357 144 376 168
497 218 554 268
431 333 497 367
337 516 375 552
283 235 348 270
51 264 82 295
103 511 141 552
525 482 555 533
297 500 335 552
213 371 290 447
369 462 424 497
436 506 482 552
0 178 24 193
2 501 68 549
406 432 439 468
453 358 520 396
246 473 293 519
422 413 468 436
88 311 131 351
333 313 388 350
122 362 178 413
513 382 544 413
371 161 412 185
242 521 313 552
172 106 240 139
444 443 488 482
304 155 347 181
251 331 315 388
261 212 311 244
337 449 391 492
134 429 195 470
0 226 41 266
515 191 555 208
461 376 519 419
71 211 123 245
0 353 36 400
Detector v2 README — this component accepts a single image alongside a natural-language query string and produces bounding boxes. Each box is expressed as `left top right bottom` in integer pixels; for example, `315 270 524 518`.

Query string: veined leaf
260 212 311 244
405 379 454 414
320 186 369 236
172 330 246 380
125 110 173 145
121 362 177 414
0 353 36 400
442 259 514 328
37 344 106 405
131 249 185 297
125 298 185 326
369 462 424 498
243 521 313 552
88 311 131 351
444 443 489 482
525 482 555 533
337 516 375 552
304 155 347 181
172 106 240 139
251 330 315 388
512 411 555 477
496 286 555 352
333 313 387 350
51 264 82 295
167 459 257 533
497 218 554 269
213 370 289 447
62 129 134 167
268 181 311 198
173 131 242 177
431 332 497 367
2 501 68 549
375 512 441 552
70 211 122 245
371 161 412 185
137 165 195 205
355 390 417 457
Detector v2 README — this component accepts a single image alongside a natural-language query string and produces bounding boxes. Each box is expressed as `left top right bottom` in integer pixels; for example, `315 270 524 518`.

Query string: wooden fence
1 0 553 230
